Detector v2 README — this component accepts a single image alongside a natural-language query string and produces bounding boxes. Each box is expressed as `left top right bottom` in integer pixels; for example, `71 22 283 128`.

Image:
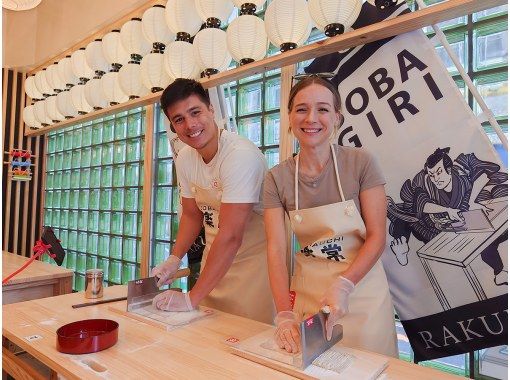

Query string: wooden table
2 251 74 305
2 285 461 380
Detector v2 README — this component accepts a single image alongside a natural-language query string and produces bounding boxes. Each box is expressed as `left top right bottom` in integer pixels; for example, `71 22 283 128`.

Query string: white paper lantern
308 0 361 37
141 53 171 92
85 39 110 76
70 84 93 114
165 0 203 40
56 90 79 119
195 0 234 27
164 40 201 79
264 0 312 52
57 56 79 87
118 63 149 99
102 30 130 69
46 63 65 93
24 75 43 100
71 48 94 82
84 78 109 110
45 95 65 122
3 0 42 11
101 72 129 105
120 18 151 62
23 105 41 129
227 14 267 65
142 5 175 52
33 99 52 126
193 28 232 76
232 0 265 17
34 69 53 96
232 0 265 7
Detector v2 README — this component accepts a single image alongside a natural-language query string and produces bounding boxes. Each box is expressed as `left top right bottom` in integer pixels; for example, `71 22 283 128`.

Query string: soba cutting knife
300 309 343 369
126 268 190 312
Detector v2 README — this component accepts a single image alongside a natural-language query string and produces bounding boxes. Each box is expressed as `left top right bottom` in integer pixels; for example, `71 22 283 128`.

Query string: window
224 67 281 168
42 108 145 290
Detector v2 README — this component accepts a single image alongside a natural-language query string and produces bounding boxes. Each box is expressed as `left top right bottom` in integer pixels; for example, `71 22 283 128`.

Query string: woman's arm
341 184 387 284
264 207 291 312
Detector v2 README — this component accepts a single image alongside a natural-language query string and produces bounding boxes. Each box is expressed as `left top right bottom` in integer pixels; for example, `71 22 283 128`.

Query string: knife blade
126 268 190 312
300 309 343 369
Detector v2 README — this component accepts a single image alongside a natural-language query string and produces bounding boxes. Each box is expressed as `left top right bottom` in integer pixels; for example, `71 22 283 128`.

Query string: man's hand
151 255 182 287
445 208 463 223
152 290 194 312
469 203 493 215
274 311 301 353
320 276 355 340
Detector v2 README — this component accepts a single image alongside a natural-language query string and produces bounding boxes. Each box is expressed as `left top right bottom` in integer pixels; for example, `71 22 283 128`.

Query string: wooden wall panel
2 69 45 257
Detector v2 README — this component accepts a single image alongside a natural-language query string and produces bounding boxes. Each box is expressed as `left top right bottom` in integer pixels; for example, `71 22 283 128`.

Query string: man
387 147 508 285
151 78 273 323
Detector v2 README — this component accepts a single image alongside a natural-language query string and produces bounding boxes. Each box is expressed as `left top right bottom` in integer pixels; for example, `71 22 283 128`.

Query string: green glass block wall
42 108 146 291
224 63 281 168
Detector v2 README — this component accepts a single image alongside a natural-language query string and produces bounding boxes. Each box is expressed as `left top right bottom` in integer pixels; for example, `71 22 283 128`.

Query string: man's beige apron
288 145 398 357
190 147 273 325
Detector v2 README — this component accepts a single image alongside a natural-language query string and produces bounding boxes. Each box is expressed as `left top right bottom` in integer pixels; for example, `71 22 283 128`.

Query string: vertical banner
306 1 508 361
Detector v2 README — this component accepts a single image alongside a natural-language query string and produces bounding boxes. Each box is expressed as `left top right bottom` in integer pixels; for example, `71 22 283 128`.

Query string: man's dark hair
160 78 210 132
425 147 453 171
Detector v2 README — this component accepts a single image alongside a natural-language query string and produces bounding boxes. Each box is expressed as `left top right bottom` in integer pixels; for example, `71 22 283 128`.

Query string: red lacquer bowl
56 319 119 354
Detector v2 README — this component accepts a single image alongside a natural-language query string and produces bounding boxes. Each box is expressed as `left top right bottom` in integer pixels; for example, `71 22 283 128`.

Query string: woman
263 76 398 357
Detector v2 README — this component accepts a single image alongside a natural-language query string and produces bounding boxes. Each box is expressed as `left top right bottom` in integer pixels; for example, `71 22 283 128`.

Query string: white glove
152 290 194 312
274 311 301 353
151 255 182 287
320 276 355 340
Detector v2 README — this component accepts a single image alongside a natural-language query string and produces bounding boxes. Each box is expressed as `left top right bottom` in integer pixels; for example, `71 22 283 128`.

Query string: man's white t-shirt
175 130 267 215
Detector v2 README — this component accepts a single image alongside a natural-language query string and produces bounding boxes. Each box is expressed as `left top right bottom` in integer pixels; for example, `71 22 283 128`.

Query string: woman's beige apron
190 141 273 324
288 145 398 357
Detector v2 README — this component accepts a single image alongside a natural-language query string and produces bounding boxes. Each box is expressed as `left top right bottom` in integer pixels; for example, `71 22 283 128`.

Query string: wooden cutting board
109 302 214 331
230 328 390 380
230 328 317 380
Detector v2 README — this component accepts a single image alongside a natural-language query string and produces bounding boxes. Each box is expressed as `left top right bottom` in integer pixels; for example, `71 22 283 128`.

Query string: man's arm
172 197 205 259
188 202 254 307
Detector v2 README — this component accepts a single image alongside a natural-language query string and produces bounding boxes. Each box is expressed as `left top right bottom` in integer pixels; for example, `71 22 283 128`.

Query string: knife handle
173 268 190 279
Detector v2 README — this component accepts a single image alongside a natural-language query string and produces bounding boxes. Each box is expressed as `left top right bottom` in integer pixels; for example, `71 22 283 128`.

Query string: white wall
3 0 150 70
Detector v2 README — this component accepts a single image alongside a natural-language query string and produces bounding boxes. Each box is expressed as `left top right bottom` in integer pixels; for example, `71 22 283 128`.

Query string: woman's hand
274 311 301 353
320 276 355 340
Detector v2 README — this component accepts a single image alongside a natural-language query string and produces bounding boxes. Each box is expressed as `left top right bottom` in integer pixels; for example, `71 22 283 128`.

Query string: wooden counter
2 251 73 305
2 285 461 380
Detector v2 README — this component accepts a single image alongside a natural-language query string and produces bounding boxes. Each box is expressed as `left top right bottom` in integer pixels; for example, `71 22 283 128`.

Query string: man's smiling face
166 94 217 152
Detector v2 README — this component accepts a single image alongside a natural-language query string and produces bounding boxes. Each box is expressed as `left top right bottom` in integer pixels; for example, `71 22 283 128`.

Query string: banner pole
416 0 508 150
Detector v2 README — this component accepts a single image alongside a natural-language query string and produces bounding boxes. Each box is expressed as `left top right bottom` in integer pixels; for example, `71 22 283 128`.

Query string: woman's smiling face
289 83 341 149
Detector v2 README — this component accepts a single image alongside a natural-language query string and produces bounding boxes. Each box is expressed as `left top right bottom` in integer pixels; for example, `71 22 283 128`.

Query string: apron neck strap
294 144 346 211
330 144 346 202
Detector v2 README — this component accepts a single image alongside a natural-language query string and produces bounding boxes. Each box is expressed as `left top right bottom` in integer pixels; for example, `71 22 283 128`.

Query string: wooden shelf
24 0 506 137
